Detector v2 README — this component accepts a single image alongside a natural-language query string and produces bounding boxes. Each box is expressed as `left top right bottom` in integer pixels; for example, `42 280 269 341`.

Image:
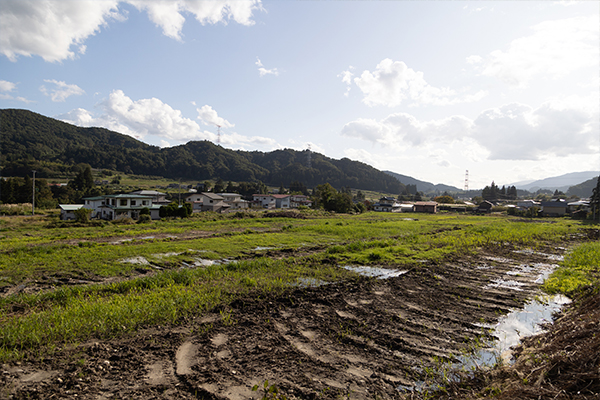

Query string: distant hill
384 171 461 194
508 171 600 192
567 176 598 198
0 109 405 194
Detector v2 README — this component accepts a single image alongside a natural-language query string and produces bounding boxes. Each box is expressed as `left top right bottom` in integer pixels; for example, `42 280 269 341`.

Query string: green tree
433 195 454 204
73 207 92 223
590 177 600 221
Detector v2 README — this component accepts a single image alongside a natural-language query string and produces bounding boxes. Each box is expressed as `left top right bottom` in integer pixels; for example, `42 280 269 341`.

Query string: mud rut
2 245 567 400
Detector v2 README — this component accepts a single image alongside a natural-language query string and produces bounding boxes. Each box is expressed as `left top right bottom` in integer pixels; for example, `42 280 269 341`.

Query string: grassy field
0 211 597 363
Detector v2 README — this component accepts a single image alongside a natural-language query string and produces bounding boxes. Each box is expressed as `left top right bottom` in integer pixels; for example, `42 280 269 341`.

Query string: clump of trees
312 183 365 214
159 202 193 218
482 182 517 201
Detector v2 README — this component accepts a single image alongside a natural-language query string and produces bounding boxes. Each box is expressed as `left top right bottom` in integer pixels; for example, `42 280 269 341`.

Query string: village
58 186 591 221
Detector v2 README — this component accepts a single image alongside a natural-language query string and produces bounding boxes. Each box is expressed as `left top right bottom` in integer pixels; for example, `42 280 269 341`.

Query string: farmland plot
0 213 596 399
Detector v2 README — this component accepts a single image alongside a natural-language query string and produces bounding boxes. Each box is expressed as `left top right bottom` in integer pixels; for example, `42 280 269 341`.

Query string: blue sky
1 0 598 189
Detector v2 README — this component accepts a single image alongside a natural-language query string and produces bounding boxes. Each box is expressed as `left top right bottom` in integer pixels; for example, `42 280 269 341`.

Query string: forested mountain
384 170 460 194
0 109 405 194
567 177 598 198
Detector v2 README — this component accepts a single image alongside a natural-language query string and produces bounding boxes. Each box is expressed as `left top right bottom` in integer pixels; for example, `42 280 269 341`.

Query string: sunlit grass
543 241 600 295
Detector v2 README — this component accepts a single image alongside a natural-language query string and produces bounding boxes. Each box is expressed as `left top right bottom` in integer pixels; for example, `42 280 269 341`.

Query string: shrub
73 207 92 223
137 214 152 224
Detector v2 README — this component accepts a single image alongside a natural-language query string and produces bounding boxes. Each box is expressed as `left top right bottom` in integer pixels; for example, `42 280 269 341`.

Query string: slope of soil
0 246 585 399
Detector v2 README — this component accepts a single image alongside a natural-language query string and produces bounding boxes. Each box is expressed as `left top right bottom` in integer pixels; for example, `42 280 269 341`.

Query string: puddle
294 277 330 288
513 249 564 262
399 294 571 393
121 256 149 265
461 294 571 369
341 266 408 279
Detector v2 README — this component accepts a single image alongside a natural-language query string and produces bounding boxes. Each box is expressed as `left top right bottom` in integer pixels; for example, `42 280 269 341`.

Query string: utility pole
32 170 36 216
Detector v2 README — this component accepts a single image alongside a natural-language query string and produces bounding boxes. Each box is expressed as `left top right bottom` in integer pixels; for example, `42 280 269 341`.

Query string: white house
59 204 84 220
185 192 230 213
272 194 291 209
253 194 276 209
217 193 250 210
82 193 161 220
290 195 312 208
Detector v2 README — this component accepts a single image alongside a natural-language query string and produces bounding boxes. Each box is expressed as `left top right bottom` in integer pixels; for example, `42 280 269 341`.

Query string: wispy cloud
40 79 85 102
470 16 599 87
255 57 279 77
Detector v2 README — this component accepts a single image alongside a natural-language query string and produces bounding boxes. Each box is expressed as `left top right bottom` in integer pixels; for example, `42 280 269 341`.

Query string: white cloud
349 59 486 107
472 101 598 160
0 80 34 102
58 90 276 148
0 80 16 92
1 0 262 62
255 57 278 77
338 67 354 97
0 0 120 62
341 98 598 161
477 16 599 87
196 105 234 128
40 79 85 102
129 0 263 41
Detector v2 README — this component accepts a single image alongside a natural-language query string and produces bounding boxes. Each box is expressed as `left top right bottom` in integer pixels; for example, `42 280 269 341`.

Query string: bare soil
2 244 598 399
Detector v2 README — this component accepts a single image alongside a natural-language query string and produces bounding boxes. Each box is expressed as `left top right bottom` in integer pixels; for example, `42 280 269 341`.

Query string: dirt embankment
2 246 595 400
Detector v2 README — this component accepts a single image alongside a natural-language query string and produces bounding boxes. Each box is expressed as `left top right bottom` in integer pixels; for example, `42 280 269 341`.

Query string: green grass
543 241 600 295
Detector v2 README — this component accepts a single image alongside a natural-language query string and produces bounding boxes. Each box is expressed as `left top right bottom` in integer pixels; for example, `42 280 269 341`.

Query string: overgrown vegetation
0 212 596 366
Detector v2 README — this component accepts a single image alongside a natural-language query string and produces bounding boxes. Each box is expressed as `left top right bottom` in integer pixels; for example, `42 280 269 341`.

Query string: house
373 197 402 212
413 201 438 213
477 200 494 213
59 204 84 220
290 195 312 208
217 193 250 210
129 190 169 206
82 193 161 220
185 192 230 213
82 196 106 218
541 199 568 217
253 194 276 209
272 194 291 209
517 200 540 210
567 200 590 214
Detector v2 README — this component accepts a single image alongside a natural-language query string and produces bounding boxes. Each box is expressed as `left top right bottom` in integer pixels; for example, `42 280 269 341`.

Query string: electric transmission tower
464 170 469 191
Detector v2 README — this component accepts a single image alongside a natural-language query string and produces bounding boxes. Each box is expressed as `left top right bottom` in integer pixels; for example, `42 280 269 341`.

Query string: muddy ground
1 243 597 399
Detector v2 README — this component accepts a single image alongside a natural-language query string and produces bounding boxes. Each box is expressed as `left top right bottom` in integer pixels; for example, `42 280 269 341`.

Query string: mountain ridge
0 108 405 194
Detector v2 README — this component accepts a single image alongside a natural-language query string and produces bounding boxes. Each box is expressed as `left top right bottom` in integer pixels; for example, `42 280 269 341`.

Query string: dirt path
1 246 572 399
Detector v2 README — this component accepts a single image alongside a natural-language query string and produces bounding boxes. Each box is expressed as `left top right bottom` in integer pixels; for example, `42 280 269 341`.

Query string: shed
413 201 438 213
59 204 84 220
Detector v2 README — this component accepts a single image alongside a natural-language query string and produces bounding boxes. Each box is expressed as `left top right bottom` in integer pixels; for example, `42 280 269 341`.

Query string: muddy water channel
5 246 572 400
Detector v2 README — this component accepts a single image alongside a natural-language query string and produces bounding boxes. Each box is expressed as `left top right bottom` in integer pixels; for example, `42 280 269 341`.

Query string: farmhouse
477 200 494 213
413 201 438 213
185 192 230 213
373 197 402 212
80 193 161 221
540 199 568 217
290 195 312 208
217 193 250 210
